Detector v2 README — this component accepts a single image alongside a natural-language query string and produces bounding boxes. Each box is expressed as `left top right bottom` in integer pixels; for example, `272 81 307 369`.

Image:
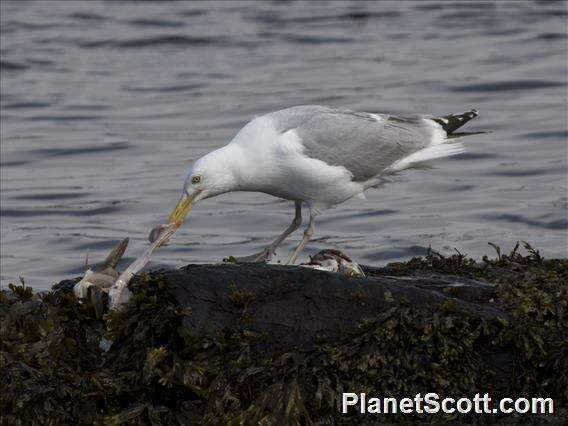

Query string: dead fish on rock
73 238 129 317
74 238 129 299
300 249 365 277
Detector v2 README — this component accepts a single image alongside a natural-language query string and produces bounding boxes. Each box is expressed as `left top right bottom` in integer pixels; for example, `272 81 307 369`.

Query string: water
1 1 566 289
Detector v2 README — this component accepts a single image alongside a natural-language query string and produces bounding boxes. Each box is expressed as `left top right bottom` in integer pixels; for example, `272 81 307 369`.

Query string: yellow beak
168 192 198 227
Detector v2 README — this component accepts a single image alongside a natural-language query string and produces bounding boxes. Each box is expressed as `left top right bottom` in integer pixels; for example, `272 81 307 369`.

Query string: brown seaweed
1 243 566 424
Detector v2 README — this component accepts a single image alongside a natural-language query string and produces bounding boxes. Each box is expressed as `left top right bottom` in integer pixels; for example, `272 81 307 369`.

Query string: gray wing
269 105 440 182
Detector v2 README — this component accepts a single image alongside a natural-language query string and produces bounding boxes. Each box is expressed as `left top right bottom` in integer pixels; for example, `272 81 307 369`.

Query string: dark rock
166 263 504 355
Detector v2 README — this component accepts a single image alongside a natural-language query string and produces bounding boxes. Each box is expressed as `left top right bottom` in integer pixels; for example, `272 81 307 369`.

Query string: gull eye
191 175 201 184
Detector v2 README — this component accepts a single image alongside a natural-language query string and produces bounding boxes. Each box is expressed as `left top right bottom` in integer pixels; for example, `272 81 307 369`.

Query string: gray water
1 1 567 290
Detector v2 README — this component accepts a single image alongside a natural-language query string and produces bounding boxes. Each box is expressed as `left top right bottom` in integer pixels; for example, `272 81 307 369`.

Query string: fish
300 249 365 277
73 238 129 317
73 237 129 298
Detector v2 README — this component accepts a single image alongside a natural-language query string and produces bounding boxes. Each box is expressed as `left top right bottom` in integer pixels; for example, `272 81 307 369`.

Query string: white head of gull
157 105 479 264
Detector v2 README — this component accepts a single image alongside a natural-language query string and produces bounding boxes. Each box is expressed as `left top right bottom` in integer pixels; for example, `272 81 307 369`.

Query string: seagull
156 105 479 264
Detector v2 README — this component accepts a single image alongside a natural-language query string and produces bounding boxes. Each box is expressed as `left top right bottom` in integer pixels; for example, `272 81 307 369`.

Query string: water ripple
258 32 355 44
123 83 205 93
127 18 186 28
77 35 255 49
68 12 107 21
26 114 107 121
10 193 91 201
451 80 566 92
483 213 567 230
251 10 402 25
520 131 568 140
1 204 124 218
29 142 131 157
1 60 29 71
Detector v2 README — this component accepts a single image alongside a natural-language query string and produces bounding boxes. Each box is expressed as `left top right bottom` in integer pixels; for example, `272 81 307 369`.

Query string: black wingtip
432 109 479 134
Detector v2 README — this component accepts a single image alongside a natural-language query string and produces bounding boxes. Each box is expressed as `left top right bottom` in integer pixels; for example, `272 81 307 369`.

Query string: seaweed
1 243 566 424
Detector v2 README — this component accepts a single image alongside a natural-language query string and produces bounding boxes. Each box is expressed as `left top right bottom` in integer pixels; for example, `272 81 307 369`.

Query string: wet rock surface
167 262 502 356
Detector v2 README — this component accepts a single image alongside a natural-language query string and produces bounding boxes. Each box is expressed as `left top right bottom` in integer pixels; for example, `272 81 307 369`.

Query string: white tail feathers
386 142 465 173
